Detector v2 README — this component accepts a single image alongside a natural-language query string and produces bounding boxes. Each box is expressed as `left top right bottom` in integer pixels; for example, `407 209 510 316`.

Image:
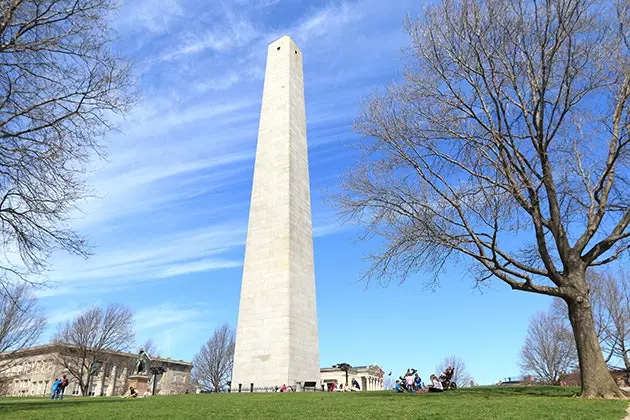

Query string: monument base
128 375 150 395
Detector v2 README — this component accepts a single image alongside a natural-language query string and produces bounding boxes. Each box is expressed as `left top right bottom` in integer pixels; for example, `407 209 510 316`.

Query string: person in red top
59 375 69 400
280 384 287 392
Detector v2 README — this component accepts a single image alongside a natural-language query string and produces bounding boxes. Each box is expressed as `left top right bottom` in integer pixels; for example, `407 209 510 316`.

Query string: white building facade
320 365 385 391
0 344 192 397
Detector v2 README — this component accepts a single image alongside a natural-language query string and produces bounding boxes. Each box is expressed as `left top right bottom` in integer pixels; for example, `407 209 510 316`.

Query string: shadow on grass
346 386 580 399
0 397 134 415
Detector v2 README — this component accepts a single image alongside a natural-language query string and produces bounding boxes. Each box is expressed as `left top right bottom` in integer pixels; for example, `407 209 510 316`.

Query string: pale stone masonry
320 365 385 391
0 344 192 396
232 35 320 389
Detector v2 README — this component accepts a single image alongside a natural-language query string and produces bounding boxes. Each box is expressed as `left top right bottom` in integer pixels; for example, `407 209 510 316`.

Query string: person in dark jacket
58 375 69 400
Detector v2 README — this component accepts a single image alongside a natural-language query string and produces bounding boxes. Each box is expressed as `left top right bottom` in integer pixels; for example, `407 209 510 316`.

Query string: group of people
49 375 69 400
395 366 454 394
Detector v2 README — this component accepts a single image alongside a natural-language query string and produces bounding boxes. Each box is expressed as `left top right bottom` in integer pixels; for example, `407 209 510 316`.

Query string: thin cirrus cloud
39 0 409 305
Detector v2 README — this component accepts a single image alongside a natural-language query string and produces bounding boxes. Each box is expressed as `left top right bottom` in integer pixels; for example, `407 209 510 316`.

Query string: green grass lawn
0 386 626 420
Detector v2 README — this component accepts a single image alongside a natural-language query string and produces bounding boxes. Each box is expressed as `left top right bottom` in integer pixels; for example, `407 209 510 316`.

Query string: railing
229 383 328 393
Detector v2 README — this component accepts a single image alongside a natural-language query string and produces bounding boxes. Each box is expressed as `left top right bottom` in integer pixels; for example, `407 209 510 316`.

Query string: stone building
0 344 192 397
320 365 385 391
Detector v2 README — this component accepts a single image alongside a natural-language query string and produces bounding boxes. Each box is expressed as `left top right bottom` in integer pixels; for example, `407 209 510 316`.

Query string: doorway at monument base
230 364 385 392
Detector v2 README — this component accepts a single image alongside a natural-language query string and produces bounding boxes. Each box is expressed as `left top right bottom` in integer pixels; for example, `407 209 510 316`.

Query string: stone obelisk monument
232 36 320 389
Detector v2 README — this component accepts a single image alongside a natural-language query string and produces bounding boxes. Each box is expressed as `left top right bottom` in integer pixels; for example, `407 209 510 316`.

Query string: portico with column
320 364 384 391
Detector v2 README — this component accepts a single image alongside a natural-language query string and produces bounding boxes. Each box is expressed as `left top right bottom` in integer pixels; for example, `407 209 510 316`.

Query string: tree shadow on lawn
351 386 579 399
0 398 136 415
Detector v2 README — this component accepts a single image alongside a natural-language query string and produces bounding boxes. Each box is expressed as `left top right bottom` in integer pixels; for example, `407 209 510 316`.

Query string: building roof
0 344 192 367
321 364 383 374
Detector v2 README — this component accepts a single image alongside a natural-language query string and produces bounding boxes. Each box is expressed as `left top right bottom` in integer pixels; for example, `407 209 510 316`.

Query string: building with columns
0 344 192 397
320 364 385 391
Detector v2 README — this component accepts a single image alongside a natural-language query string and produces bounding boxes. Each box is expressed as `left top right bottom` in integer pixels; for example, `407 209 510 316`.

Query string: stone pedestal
127 375 150 395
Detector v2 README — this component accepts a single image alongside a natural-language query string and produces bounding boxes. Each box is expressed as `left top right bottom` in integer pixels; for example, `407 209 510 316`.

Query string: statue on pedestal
134 350 151 375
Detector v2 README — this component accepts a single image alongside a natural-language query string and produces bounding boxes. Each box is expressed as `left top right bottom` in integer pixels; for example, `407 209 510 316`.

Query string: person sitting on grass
405 371 415 391
414 373 424 391
352 378 361 391
395 380 405 393
122 386 138 398
280 384 287 392
441 366 454 381
428 375 444 393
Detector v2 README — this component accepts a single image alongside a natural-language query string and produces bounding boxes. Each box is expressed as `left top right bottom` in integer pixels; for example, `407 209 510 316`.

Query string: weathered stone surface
232 35 320 389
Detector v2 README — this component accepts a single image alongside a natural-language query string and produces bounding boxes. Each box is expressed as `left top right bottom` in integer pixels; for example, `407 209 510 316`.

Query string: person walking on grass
58 375 69 400
50 378 61 400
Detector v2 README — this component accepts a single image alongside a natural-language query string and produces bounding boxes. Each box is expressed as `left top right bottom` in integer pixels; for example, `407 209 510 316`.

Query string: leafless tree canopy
53 304 134 396
587 270 630 369
437 355 473 387
0 0 134 289
192 324 235 392
337 0 629 397
0 283 45 373
520 309 577 384
139 338 160 358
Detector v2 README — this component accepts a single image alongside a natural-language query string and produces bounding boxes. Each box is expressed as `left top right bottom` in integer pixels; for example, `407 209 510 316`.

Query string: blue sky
35 0 561 386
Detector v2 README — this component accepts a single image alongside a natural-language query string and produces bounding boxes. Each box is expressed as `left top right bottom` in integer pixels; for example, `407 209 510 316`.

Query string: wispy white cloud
135 303 207 331
134 302 225 358
116 0 184 34
159 13 259 61
293 2 364 43
194 72 241 92
46 306 91 326
38 222 247 299
41 0 399 304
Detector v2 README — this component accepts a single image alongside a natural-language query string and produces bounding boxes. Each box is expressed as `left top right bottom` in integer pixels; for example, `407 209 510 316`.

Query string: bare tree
437 355 473 387
53 304 134 396
0 0 134 289
588 271 630 369
139 338 160 358
0 284 45 374
191 324 235 392
337 0 630 398
520 309 578 384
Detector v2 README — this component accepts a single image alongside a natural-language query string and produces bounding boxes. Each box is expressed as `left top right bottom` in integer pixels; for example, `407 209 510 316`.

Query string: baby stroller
440 368 457 390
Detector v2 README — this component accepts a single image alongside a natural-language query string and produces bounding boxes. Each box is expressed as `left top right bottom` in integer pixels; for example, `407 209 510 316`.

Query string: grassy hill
0 386 626 420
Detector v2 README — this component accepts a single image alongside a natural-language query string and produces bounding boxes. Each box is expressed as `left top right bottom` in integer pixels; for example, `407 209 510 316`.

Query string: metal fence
229 383 328 393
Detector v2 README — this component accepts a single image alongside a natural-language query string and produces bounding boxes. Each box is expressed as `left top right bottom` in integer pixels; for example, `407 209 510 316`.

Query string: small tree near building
0 284 46 376
520 309 578 384
335 363 352 386
139 338 160 358
437 356 473 388
589 271 630 369
192 324 235 392
53 304 134 396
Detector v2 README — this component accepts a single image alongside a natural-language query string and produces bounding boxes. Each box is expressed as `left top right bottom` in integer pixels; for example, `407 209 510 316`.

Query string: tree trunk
567 295 625 398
